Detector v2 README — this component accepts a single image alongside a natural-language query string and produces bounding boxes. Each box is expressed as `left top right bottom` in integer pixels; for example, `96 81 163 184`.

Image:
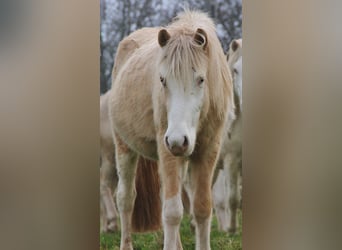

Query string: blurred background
100 0 242 93
1 1 342 250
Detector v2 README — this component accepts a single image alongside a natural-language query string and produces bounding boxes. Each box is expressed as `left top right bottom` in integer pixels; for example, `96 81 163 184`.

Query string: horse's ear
231 40 239 52
158 29 170 47
194 28 208 50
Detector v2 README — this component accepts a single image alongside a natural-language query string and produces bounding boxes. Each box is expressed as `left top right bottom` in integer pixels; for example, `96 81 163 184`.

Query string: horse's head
227 39 242 108
157 28 209 157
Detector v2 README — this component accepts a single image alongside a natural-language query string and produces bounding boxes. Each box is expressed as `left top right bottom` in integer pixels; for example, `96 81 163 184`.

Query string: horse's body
109 10 233 250
212 39 242 233
99 32 143 233
100 88 161 234
100 33 160 232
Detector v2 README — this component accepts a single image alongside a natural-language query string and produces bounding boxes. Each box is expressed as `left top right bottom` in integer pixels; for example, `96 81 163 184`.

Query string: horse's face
158 28 208 157
159 66 206 157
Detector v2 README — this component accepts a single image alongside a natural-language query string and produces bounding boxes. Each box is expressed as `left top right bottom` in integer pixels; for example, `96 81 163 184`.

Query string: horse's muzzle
165 135 189 156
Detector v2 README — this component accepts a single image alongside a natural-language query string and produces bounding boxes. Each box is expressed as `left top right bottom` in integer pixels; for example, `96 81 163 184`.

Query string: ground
100 212 242 250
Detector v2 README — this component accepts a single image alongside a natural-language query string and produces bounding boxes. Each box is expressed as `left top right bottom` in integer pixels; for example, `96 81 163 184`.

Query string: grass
100 212 242 250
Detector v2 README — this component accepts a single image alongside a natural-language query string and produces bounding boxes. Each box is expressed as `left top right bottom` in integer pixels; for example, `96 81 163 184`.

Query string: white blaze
163 73 205 156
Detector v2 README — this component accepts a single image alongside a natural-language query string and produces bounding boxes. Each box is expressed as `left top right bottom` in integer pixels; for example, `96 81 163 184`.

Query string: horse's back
111 28 159 78
125 28 159 47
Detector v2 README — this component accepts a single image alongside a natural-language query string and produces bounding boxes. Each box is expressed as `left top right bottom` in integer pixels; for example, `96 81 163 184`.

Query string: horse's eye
233 68 238 75
160 76 166 87
197 77 204 85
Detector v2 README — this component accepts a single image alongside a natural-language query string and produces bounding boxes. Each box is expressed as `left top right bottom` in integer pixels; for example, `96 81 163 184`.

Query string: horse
100 90 161 234
109 10 234 250
212 38 242 234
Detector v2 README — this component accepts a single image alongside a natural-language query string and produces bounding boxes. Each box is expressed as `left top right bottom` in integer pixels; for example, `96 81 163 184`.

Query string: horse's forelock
159 33 208 84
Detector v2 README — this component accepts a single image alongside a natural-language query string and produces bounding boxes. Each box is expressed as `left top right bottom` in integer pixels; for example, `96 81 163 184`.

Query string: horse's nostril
165 136 169 147
183 136 189 147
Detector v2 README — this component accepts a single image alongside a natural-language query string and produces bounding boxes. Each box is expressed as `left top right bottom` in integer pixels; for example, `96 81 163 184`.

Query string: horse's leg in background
100 186 117 232
238 165 242 209
159 145 186 250
182 168 196 231
100 189 108 233
100 149 119 232
100 179 118 232
227 153 240 234
114 134 138 250
212 167 229 232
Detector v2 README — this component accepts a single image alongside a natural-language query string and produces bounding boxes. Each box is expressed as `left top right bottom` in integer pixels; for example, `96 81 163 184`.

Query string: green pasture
100 212 242 250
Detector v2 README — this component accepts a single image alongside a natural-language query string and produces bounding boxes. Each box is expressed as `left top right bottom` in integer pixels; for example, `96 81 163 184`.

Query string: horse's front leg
159 145 186 250
189 145 220 250
114 134 138 250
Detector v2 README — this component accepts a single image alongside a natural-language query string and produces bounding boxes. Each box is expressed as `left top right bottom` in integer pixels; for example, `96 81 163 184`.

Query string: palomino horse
100 90 161 233
212 38 242 234
109 10 234 250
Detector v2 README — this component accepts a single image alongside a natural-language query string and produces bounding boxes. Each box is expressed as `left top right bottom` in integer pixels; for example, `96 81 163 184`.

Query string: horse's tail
132 156 162 232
